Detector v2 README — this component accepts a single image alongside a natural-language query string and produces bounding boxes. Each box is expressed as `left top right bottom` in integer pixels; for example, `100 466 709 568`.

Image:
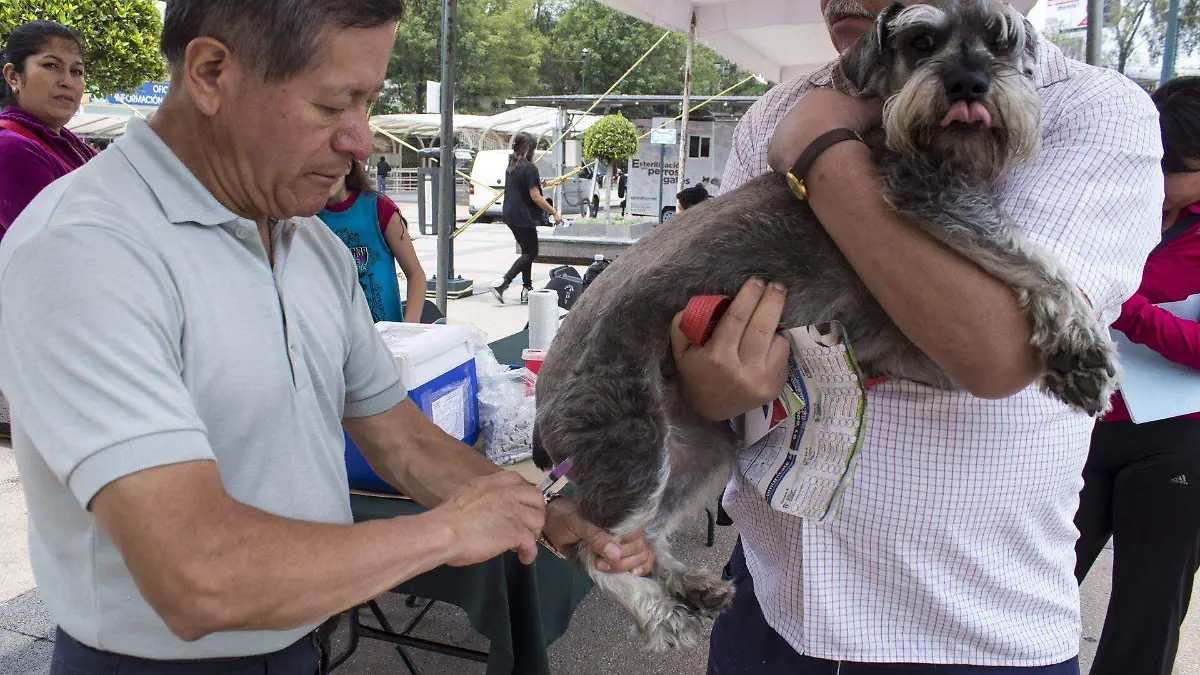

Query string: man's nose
334 113 373 161
945 66 990 102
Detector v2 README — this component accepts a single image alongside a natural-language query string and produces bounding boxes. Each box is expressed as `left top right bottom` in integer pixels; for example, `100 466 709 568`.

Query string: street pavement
1 200 1197 674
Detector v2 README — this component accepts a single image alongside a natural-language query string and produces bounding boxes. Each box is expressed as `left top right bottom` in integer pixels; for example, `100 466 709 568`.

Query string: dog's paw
636 600 708 652
1036 313 1119 416
666 569 735 620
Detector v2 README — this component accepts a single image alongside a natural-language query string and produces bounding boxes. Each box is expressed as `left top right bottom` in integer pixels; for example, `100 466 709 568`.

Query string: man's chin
829 18 872 52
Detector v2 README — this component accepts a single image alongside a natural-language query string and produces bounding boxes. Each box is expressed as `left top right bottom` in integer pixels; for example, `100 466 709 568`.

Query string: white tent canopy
371 106 600 151
595 0 1037 84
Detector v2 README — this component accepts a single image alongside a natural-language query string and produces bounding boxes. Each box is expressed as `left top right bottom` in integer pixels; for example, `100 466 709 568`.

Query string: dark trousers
503 224 539 289
707 540 1080 675
1074 417 1200 675
51 627 324 675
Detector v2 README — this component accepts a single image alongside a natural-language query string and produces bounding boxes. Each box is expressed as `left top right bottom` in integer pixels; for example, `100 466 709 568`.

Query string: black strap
1153 210 1200 256
788 128 863 182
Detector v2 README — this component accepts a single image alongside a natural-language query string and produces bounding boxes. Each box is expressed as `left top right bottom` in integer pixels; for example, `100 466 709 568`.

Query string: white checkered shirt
720 40 1164 666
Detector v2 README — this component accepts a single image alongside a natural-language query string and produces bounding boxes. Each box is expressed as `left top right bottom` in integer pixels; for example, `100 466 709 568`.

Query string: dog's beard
883 65 1041 181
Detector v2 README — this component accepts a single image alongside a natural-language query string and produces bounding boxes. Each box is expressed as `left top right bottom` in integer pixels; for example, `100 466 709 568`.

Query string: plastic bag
469 329 536 466
477 366 536 465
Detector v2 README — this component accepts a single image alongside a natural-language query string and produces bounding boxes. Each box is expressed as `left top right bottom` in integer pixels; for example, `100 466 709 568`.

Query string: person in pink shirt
1074 76 1200 675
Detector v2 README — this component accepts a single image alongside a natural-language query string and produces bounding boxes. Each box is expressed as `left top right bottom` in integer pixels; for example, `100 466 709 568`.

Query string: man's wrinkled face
217 23 395 219
822 0 898 52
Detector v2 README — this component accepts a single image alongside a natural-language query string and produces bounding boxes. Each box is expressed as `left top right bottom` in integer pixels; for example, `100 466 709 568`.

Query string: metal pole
1161 0 1180 84
1086 0 1103 65
436 0 456 315
677 11 696 205
658 143 665 222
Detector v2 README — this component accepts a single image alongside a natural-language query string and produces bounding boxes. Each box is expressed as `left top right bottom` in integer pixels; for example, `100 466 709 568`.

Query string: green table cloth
350 492 593 675
487 327 530 367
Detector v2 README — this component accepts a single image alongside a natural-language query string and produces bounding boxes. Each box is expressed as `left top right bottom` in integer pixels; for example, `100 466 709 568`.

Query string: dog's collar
784 128 864 201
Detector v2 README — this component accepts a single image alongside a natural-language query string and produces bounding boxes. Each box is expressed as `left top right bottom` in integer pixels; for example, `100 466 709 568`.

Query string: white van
467 149 596 222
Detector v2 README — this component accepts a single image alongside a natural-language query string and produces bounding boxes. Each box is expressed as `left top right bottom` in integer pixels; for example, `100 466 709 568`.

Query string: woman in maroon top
1074 76 1200 675
0 21 96 235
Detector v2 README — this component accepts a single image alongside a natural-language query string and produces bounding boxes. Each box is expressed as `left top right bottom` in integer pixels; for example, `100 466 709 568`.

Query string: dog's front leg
879 167 1119 415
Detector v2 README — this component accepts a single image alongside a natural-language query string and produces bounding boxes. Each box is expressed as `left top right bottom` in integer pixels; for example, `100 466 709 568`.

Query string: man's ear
181 36 237 117
837 1 905 98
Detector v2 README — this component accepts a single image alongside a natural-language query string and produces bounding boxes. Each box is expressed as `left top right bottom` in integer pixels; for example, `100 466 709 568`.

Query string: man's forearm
345 400 502 509
176 503 455 638
806 142 1041 397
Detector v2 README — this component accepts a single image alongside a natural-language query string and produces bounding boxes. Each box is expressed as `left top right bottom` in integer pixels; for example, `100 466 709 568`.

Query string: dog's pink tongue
940 101 993 127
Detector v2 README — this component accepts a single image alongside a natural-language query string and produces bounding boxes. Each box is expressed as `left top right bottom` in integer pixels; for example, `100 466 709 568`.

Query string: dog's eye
993 35 1012 52
911 34 936 53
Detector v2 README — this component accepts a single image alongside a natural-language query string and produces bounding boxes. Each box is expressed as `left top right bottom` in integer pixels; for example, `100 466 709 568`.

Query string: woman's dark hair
0 20 85 108
1153 76 1200 174
345 158 375 194
507 132 537 174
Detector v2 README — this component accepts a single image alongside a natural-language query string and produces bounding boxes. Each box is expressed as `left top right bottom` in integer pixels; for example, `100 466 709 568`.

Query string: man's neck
148 103 269 230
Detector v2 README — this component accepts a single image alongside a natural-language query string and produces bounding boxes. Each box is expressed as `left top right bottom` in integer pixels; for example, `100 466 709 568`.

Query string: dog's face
839 0 1042 180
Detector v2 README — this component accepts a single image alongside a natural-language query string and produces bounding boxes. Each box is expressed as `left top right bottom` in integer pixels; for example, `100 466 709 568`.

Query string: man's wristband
783 128 863 202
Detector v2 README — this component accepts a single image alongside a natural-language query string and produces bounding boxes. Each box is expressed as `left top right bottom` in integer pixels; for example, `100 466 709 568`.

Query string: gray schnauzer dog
533 0 1117 651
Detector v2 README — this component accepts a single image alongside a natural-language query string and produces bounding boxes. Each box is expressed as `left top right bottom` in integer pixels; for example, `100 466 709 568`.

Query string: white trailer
624 117 737 222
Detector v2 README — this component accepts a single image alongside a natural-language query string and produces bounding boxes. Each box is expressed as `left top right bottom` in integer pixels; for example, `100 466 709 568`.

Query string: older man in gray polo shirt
0 1 651 672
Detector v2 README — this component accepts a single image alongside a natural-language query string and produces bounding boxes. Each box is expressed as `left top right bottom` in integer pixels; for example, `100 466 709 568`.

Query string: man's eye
319 104 345 116
911 35 936 53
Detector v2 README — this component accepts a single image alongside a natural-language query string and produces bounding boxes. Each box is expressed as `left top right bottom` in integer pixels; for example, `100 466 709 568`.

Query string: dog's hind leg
645 402 740 624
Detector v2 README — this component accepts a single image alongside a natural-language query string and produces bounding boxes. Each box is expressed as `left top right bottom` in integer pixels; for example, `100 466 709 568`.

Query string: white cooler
344 322 480 493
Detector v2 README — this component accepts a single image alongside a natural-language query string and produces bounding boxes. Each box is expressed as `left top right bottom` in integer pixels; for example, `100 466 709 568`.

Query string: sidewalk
2 208 1199 673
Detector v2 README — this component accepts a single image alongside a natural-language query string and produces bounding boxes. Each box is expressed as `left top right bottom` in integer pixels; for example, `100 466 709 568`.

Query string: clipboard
1112 294 1200 424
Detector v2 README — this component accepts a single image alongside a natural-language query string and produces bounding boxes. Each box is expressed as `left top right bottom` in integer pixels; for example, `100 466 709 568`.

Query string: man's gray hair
161 0 405 82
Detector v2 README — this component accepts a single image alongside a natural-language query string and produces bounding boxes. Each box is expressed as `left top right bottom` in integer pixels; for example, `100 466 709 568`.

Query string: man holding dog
0 1 652 672
675 0 1164 673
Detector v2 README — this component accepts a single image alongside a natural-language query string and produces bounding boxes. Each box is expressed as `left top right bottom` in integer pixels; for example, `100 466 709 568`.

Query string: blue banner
104 82 169 107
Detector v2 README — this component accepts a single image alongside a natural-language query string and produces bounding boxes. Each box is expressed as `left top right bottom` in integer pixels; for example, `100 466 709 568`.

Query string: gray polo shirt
0 118 406 659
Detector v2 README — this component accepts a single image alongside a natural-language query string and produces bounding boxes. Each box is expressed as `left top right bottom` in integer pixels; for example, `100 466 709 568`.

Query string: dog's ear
837 1 905 98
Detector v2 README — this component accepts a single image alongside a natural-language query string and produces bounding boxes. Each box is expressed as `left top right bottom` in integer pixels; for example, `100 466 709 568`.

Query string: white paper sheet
1112 293 1200 424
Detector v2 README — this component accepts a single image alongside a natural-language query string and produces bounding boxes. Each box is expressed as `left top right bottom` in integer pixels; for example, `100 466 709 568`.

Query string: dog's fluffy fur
532 0 1119 651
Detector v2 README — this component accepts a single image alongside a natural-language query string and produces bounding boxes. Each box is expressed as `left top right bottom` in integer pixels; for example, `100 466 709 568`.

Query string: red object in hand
679 295 733 347
679 294 889 391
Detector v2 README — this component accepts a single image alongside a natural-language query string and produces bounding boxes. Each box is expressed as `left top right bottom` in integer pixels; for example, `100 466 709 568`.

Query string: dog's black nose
945 67 990 102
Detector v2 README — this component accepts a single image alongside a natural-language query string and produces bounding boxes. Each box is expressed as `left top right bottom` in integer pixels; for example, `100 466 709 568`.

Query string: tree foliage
1147 0 1200 65
1106 0 1154 73
0 0 166 96
379 0 768 114
582 113 637 161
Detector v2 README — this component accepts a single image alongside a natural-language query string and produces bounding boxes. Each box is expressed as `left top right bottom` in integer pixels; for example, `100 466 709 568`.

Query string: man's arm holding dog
675 80 1161 420
764 89 1041 399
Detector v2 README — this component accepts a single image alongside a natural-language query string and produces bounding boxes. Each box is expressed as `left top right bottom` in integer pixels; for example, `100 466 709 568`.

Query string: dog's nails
1048 353 1076 373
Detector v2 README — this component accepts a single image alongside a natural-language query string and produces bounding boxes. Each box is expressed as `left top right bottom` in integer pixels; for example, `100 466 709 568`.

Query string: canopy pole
1161 0 1180 84
1086 0 1103 65
436 0 457 314
677 11 697 208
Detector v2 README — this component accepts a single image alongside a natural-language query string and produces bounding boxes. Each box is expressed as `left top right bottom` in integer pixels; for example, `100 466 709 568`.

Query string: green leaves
0 0 166 96
582 113 637 161
379 0 767 114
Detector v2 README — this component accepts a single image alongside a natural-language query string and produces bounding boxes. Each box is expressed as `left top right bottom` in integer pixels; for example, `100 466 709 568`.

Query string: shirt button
236 228 250 239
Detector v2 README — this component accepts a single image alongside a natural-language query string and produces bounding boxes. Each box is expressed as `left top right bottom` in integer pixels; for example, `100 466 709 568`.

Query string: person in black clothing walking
1074 76 1200 675
375 155 391 194
491 132 561 304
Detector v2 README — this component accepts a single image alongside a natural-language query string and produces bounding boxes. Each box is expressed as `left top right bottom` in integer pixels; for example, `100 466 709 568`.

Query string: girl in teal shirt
320 159 427 323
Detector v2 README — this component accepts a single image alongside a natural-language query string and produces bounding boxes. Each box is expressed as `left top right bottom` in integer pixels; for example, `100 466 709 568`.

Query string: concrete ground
2 201 1199 674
